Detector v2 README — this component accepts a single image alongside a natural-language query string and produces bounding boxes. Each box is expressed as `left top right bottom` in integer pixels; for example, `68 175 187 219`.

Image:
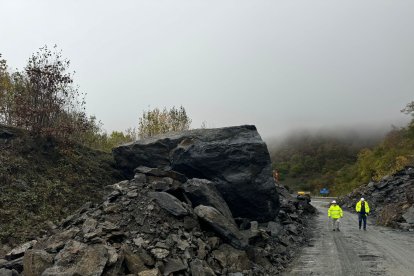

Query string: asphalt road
283 199 414 276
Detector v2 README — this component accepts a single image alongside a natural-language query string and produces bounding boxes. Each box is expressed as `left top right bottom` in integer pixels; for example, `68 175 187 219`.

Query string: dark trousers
358 213 367 229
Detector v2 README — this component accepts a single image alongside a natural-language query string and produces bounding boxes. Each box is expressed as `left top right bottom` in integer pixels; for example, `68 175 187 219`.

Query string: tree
79 116 138 152
138 106 192 138
11 46 88 139
0 54 15 125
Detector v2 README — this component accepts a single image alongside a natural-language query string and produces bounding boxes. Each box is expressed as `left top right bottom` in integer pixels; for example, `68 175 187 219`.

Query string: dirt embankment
0 125 123 249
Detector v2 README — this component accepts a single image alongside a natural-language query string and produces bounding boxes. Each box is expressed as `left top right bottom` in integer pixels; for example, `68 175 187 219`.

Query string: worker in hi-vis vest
328 200 343 231
356 197 370 230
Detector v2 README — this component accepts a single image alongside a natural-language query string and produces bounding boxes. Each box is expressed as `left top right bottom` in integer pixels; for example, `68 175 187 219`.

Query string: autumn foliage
0 46 89 142
138 106 192 139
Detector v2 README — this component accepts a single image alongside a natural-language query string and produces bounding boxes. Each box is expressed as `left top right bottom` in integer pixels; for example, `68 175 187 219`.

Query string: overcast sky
1 0 413 139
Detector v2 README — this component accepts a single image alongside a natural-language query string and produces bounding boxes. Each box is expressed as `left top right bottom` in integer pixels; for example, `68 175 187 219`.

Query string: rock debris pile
0 125 315 275
340 166 414 231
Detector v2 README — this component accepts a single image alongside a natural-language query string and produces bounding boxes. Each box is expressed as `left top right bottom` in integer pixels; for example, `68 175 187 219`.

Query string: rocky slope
339 166 414 231
0 125 315 275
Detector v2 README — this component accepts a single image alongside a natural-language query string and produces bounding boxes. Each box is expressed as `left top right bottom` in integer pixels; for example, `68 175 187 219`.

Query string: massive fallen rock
1 125 316 275
113 125 279 221
339 166 414 231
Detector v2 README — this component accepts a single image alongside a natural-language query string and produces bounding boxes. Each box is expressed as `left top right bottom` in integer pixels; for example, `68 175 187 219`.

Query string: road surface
283 199 414 276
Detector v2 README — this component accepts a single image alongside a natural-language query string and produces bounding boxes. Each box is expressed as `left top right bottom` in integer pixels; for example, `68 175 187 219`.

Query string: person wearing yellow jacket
356 198 370 230
328 200 343 231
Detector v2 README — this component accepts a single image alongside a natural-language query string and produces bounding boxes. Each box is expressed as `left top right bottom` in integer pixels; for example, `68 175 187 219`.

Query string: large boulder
113 125 279 221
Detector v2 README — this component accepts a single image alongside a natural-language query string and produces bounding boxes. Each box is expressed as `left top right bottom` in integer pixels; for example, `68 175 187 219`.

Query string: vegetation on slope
0 125 123 246
270 131 379 195
271 103 414 196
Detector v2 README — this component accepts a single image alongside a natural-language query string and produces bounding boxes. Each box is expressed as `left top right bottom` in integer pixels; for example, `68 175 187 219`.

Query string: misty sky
1 0 414 139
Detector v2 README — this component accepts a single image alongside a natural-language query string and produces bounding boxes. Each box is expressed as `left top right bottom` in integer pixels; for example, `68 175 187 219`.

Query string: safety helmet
332 200 336 204
361 198 365 201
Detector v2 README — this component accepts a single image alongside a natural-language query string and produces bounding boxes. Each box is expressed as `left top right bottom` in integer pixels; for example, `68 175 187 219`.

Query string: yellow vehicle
297 191 311 203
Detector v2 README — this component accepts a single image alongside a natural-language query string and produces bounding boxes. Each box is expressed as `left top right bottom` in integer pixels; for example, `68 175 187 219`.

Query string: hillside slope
269 131 379 195
0 125 123 249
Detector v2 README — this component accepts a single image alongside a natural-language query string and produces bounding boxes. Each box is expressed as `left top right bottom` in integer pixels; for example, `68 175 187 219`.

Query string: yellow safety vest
355 201 370 213
328 205 343 219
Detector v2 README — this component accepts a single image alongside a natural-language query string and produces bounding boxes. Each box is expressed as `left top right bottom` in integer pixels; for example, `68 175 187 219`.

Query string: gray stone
0 268 12 276
267 221 283 237
194 205 247 249
399 223 411 231
5 240 37 261
124 248 147 274
113 125 279 221
43 241 108 276
207 237 221 250
150 248 170 259
22 250 53 276
150 178 171 191
101 221 120 232
190 259 216 276
82 218 98 234
183 216 199 230
0 257 23 273
134 173 147 183
403 206 414 224
196 239 207 259
285 224 298 235
149 192 188 217
136 248 155 266
212 244 250 272
45 228 80 253
375 181 389 190
250 221 259 233
108 180 129 192
127 190 139 198
138 269 161 276
105 246 118 266
163 258 187 275
184 178 234 222
134 237 149 248
177 239 190 251
154 242 169 250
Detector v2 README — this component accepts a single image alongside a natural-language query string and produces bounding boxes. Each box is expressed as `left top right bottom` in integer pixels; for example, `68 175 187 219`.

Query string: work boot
333 229 336 231
336 228 340 232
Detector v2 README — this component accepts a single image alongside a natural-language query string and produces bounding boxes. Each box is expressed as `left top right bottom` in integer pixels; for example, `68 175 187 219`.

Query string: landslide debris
339 166 414 231
0 125 315 275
